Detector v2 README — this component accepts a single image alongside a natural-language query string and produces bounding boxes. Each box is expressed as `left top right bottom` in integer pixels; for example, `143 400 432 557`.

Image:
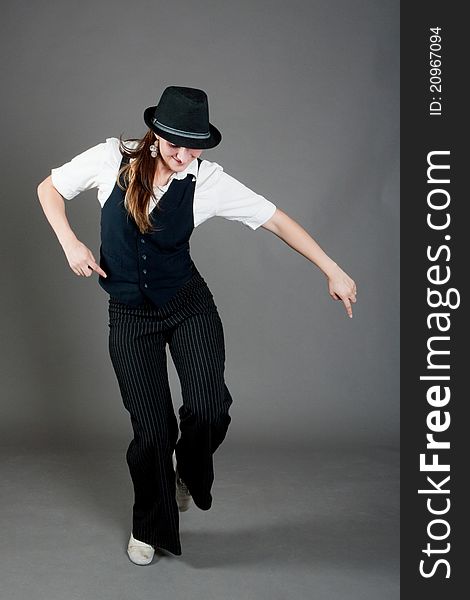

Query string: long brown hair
116 129 162 234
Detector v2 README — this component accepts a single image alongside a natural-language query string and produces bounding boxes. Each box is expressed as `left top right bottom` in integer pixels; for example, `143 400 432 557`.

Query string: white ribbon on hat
153 118 211 139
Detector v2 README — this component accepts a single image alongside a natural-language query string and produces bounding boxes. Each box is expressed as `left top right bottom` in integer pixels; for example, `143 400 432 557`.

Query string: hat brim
143 106 221 149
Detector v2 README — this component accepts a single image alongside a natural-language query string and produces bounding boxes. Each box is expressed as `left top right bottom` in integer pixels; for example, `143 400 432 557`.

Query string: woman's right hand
63 239 107 278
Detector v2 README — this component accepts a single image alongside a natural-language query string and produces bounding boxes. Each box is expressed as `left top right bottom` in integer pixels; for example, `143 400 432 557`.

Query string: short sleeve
50 140 108 200
195 160 277 230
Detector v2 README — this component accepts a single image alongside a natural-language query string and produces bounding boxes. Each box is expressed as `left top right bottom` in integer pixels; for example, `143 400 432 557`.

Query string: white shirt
50 137 277 230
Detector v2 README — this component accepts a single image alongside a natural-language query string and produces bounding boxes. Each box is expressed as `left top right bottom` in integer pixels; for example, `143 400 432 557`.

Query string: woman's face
155 135 203 171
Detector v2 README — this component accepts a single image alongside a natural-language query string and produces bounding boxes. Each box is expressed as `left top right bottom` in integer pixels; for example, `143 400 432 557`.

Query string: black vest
98 155 201 307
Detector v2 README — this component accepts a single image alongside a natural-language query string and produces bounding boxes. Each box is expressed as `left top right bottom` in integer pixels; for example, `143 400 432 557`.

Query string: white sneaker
127 533 155 565
173 450 192 512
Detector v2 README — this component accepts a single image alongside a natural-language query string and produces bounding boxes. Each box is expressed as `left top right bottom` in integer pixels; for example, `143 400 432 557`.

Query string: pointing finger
89 261 107 278
342 297 353 319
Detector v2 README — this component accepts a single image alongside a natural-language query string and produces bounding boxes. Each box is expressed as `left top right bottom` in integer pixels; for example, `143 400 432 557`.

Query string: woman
37 85 357 565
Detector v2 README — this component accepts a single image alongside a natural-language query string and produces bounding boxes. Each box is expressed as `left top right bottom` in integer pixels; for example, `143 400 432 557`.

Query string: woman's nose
176 148 190 161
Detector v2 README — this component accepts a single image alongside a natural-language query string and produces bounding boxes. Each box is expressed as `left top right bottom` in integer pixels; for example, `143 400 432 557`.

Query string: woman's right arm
36 175 107 278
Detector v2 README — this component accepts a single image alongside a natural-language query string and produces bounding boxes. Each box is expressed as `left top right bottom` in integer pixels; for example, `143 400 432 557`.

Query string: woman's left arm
261 208 357 318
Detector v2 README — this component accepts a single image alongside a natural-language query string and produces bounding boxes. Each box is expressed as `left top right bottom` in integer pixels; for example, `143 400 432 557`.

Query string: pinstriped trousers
107 270 233 556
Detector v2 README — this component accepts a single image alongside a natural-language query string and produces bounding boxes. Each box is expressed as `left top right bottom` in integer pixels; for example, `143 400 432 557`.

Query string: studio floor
1 442 399 600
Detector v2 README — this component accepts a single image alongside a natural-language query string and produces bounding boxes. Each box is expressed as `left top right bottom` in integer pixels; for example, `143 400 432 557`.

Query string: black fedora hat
143 86 222 149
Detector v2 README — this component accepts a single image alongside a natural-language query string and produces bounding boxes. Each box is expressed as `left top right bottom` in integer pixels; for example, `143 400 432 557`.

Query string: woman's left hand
326 264 357 318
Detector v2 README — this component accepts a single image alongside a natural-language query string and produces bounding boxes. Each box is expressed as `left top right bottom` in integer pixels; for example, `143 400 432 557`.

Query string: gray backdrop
1 0 399 450
1 1 399 598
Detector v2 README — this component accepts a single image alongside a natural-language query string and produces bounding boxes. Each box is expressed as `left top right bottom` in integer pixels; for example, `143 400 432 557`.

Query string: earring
149 142 158 158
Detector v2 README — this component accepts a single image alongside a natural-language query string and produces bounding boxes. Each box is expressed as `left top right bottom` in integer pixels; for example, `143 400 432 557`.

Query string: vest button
143 269 147 274
144 283 148 288
140 238 145 243
142 254 147 260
